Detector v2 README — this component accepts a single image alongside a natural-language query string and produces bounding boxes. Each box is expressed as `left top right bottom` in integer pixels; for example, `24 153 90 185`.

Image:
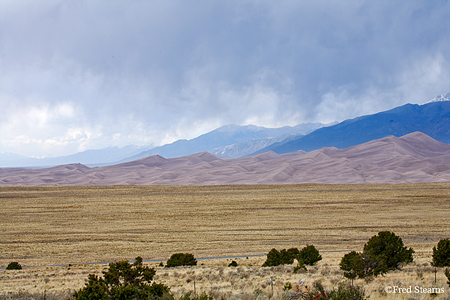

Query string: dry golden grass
1 183 449 298
1 255 449 299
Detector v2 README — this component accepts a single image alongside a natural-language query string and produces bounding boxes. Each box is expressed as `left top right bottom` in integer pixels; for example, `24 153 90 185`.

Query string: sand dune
1 132 449 186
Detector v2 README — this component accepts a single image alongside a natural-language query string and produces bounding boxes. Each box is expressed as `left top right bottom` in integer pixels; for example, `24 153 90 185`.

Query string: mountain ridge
124 123 325 161
2 94 449 168
0 123 325 168
255 100 450 154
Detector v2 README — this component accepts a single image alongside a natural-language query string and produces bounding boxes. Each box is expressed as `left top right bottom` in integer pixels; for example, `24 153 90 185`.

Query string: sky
1 0 449 158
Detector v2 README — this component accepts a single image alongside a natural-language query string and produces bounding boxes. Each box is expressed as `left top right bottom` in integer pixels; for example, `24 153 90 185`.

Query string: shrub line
1 250 354 270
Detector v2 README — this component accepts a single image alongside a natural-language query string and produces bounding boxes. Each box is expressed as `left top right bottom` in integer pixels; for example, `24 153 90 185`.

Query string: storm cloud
1 0 449 157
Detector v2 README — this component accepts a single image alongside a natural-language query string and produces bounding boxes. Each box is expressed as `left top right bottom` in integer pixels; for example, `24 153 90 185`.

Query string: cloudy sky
1 0 449 158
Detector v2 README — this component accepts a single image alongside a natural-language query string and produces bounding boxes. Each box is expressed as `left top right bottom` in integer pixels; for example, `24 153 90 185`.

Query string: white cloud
0 102 88 157
1 0 449 158
396 53 450 104
315 52 450 124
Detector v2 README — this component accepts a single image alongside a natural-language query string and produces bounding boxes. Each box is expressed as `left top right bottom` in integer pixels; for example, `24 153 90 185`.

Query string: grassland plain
0 183 449 299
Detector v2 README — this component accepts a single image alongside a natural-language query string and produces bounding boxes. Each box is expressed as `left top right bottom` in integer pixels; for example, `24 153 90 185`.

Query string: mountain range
1 93 449 173
123 123 325 161
1 131 449 185
255 98 450 154
0 123 325 168
0 145 151 168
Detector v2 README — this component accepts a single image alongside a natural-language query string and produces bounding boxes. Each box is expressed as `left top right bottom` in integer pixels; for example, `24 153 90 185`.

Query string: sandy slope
1 132 450 185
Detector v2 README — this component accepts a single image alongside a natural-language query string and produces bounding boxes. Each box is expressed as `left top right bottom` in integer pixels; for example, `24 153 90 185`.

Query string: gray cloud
1 0 449 157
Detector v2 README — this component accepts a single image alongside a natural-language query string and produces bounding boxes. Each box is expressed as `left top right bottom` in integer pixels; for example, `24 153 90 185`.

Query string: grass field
1 183 449 298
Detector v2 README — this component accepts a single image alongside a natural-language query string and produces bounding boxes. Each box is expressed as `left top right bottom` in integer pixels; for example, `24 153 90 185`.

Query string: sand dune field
1 132 450 186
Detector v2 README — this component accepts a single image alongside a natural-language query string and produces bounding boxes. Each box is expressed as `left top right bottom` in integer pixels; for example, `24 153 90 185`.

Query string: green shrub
74 274 109 300
166 253 197 268
146 283 172 298
262 248 282 267
301 282 364 300
283 282 292 291
262 247 301 267
340 231 414 279
340 251 364 280
432 238 450 267
74 257 171 300
282 248 300 264
6 261 22 270
363 231 414 275
298 245 322 265
228 260 238 267
262 246 323 267
328 284 365 300
293 259 307 273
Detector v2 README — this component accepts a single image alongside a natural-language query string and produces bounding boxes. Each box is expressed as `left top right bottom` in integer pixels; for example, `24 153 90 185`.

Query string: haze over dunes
1 132 449 186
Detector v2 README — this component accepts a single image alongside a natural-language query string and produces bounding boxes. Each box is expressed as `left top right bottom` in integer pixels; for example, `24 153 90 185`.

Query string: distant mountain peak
116 154 167 168
428 92 450 103
187 151 221 162
401 131 434 140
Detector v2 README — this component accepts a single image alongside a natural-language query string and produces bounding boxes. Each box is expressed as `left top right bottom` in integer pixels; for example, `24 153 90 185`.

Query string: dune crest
1 132 449 186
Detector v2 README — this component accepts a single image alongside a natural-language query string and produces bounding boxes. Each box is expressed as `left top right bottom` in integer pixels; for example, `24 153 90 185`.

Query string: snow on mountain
210 123 333 158
122 123 325 162
212 135 291 158
428 92 450 103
